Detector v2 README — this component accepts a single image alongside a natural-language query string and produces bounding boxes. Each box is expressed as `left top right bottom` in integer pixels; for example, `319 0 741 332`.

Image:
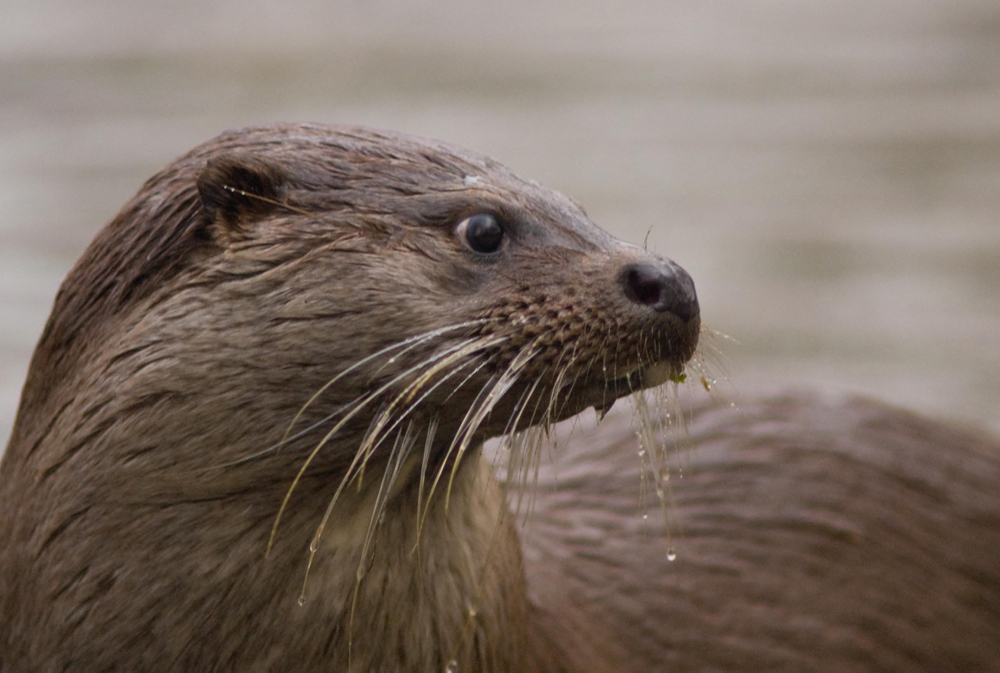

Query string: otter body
1 124 998 671
526 393 1000 671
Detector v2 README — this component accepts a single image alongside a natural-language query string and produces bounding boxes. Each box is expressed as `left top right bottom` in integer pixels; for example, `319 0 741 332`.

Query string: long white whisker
438 344 541 512
414 417 439 553
268 333 494 555
298 335 506 578
356 422 418 581
349 337 505 489
417 372 501 539
282 320 487 445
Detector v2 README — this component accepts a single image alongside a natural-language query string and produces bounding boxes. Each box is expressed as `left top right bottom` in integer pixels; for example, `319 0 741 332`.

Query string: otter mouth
561 359 687 421
601 360 686 397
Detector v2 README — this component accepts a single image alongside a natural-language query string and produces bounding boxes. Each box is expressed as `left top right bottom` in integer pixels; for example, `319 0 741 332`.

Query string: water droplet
297 595 306 606
666 548 677 562
445 660 459 673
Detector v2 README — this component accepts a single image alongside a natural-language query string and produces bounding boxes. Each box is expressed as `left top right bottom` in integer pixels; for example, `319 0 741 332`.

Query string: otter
1 123 999 672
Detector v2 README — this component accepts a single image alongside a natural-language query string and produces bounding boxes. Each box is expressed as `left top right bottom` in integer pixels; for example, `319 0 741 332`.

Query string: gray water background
3 0 999 446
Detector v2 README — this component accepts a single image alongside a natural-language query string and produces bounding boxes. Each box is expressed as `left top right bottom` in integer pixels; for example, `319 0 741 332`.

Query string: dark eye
456 213 506 254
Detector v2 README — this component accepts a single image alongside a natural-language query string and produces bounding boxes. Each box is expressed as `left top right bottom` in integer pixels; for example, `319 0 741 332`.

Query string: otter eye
457 213 505 254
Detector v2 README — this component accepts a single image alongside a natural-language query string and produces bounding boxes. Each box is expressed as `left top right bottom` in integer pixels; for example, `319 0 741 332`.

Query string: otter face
187 125 700 455
20 123 698 487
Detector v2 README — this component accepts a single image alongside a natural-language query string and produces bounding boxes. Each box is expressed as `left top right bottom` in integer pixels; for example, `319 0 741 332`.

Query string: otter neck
271 447 534 672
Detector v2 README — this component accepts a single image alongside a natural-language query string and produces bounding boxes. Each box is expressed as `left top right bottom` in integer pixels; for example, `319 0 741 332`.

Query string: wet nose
620 261 700 323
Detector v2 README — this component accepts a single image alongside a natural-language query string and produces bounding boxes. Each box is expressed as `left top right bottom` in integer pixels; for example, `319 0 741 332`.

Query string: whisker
356 422 418 581
214 399 355 469
280 320 488 447
414 417 439 553
441 345 542 510
492 374 545 477
220 322 488 471
348 345 499 498
418 341 540 536
509 373 552 518
347 336 504 493
267 333 494 556
299 335 506 584
221 184 313 218
417 373 500 539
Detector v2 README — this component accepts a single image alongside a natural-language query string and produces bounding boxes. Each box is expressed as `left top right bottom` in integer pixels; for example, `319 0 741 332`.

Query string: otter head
11 123 699 495
1 123 700 670
192 125 700 480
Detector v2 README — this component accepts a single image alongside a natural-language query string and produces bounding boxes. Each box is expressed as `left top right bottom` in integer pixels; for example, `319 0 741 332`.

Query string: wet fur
524 393 1000 671
0 123 695 671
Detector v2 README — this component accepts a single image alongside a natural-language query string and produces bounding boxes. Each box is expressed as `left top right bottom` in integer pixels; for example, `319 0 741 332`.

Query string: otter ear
197 153 287 237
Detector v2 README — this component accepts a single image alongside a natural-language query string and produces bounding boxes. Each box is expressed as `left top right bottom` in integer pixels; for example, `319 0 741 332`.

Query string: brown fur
523 393 1000 671
0 123 696 671
2 123 999 672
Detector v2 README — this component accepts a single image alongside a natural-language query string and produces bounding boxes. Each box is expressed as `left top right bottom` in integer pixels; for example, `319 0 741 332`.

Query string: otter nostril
623 265 664 306
620 262 700 323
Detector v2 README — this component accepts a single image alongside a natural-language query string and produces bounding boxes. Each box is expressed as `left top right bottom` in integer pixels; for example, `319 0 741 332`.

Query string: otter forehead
203 123 615 255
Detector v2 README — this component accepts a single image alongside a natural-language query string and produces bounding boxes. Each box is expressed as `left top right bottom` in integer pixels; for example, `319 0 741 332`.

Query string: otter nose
620 262 700 323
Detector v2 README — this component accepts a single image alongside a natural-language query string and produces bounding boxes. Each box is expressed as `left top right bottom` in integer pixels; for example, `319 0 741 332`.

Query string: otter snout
620 261 699 324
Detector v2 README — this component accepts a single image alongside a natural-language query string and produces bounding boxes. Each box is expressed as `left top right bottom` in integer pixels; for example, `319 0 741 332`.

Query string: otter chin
3 124 1000 673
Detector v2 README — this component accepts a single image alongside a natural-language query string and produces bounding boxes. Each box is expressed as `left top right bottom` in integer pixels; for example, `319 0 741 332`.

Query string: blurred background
2 0 999 446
